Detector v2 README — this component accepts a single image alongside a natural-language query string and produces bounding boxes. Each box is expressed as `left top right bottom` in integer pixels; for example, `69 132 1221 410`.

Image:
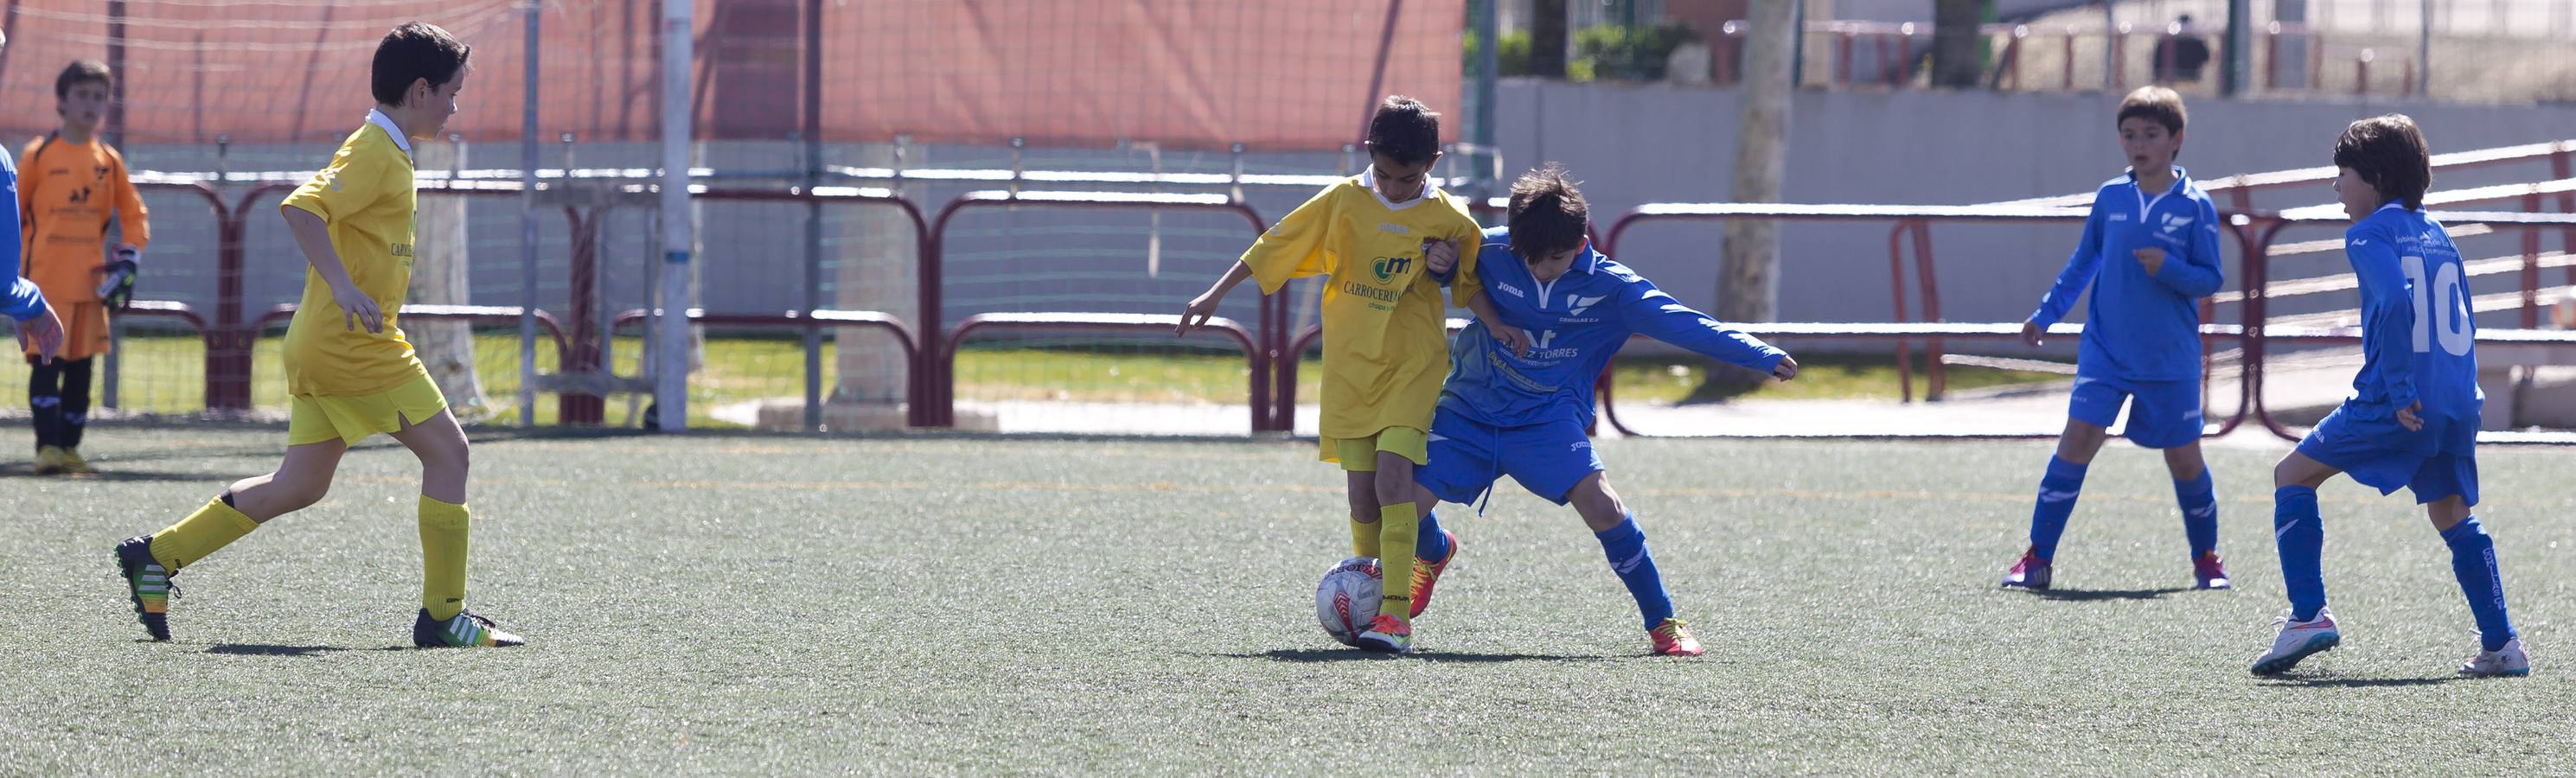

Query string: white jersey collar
1358 165 1430 212
366 109 415 160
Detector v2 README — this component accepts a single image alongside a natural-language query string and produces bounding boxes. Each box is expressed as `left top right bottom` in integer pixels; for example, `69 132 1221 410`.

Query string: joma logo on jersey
1371 255 1412 282
1377 222 1412 235
1495 282 1525 298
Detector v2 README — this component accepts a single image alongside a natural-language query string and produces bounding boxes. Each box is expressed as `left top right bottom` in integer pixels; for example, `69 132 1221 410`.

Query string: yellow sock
148 497 259 571
1349 515 1382 559
1376 502 1417 622
419 495 470 622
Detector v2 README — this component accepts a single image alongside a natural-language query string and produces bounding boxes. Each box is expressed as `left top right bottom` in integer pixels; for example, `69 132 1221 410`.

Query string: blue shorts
2298 403 2479 506
1416 405 1605 506
2068 374 2204 450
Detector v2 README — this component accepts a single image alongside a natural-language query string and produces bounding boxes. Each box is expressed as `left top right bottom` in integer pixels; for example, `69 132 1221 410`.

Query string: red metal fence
88 150 2576 443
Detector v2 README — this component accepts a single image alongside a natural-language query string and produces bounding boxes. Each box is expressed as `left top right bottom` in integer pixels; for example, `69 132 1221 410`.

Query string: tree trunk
407 138 489 418
1531 0 1569 79
1717 0 1792 329
1930 0 1985 88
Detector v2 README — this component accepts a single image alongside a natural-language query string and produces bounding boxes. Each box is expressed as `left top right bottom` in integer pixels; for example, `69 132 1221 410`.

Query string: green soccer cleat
112 535 175 641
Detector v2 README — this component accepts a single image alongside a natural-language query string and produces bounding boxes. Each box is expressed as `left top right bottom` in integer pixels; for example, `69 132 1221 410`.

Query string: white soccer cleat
2250 609 2340 675
2458 638 2531 678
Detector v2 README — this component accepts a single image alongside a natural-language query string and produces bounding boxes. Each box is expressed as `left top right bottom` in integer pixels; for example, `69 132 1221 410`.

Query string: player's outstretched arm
1614 269 1787 378
1191 185 1338 338
1178 261 1253 336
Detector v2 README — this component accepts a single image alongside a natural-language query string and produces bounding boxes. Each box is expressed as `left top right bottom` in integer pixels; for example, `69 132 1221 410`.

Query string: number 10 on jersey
2401 255 2474 356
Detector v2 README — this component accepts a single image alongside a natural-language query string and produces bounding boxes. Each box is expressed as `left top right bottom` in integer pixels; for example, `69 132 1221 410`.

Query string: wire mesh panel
933 198 1273 434
1581 207 2250 440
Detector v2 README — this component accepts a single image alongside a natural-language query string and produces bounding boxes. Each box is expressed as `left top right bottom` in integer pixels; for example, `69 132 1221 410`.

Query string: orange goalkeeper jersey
18 133 150 360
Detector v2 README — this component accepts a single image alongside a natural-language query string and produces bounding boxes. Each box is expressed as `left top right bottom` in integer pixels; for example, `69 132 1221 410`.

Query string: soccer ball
1315 556 1384 646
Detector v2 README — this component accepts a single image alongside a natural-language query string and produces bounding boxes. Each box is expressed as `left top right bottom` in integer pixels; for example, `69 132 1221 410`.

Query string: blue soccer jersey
2342 202 2483 453
1 147 51 322
2029 167 2225 381
1439 226 1785 430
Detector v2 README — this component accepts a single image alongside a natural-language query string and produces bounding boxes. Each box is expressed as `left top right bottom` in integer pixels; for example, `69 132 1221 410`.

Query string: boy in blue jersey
2001 86 2231 592
2251 115 2528 677
1403 164 1798 656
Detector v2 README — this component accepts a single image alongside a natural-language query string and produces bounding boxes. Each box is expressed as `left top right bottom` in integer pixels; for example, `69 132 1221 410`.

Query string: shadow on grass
1221 648 1620 664
204 643 409 657
2031 586 2197 602
0 469 225 482
2256 674 2469 688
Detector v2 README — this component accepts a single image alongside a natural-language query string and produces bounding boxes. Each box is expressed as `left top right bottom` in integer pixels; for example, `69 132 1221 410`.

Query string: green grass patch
9 430 2572 771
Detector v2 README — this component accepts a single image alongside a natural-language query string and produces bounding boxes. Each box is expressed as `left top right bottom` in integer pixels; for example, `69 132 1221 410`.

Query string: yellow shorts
1321 425 1429 472
286 373 450 448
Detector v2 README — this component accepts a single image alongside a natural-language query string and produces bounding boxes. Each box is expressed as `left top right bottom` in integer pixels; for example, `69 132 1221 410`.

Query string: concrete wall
1495 79 2576 354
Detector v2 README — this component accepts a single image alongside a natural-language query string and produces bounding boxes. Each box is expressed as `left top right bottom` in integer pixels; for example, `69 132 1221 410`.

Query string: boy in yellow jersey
21 60 150 475
1179 95 1483 654
112 22 522 647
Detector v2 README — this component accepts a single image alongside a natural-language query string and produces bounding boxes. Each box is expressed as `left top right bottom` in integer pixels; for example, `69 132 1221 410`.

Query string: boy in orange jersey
19 60 149 475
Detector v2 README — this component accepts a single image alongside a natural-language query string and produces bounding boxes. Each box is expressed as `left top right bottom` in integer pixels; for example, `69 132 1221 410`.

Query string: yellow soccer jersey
278 112 424 397
1244 169 1483 445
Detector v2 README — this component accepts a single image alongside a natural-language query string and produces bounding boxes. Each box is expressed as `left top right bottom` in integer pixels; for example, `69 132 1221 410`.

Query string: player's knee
2163 445 2206 478
418 438 470 477
1374 482 1412 507
1569 473 1625 525
1371 469 1416 506
2055 428 2106 462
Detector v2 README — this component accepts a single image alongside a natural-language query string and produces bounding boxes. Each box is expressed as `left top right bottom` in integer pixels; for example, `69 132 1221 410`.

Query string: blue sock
1416 510 1452 562
2272 486 2328 622
2440 517 2517 652
2175 469 2220 560
2026 456 2089 560
1595 514 1674 631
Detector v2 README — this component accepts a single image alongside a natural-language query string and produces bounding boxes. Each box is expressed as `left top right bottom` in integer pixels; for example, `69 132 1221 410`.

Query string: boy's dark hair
372 22 471 107
1365 95 1441 167
2334 113 2432 211
54 60 112 99
1507 163 1589 261
2115 86 2187 135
